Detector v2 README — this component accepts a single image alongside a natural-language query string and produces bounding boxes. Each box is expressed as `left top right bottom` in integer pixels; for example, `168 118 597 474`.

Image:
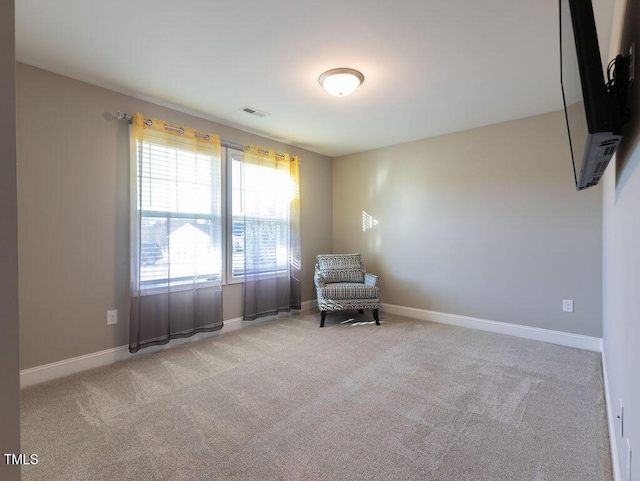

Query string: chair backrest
316 253 364 283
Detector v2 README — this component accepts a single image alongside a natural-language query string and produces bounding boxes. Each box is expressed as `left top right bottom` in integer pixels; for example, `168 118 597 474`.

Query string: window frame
224 148 243 284
224 148 291 283
134 138 223 292
135 142 293 290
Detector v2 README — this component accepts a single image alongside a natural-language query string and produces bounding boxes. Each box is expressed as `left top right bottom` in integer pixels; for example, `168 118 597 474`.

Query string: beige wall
0 1 21 479
16 63 333 369
334 110 603 337
603 0 640 478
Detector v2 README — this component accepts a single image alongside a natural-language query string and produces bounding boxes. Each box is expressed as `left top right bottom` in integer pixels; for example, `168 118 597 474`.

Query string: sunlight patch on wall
370 166 388 199
362 211 379 232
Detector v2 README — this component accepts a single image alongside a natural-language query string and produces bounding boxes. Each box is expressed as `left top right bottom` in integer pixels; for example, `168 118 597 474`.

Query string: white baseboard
20 317 243 389
602 348 622 481
21 299 320 389
380 303 603 352
20 345 130 389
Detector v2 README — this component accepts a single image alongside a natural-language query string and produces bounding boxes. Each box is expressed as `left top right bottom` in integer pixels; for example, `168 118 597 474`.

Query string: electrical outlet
562 299 574 313
107 310 118 325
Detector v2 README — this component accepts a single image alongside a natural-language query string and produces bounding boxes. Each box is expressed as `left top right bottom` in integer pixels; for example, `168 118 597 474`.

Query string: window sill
135 278 221 297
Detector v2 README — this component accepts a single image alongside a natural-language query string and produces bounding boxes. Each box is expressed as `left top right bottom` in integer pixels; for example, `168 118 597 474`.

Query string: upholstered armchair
314 253 380 327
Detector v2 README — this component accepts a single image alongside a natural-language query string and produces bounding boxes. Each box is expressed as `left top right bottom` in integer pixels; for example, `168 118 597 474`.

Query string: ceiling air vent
241 106 269 118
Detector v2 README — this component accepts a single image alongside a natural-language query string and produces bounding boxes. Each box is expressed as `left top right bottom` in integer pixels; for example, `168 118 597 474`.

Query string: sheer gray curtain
129 113 223 352
240 145 301 320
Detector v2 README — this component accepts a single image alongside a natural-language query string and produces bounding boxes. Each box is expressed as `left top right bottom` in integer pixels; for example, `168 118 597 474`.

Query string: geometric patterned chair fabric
314 253 380 327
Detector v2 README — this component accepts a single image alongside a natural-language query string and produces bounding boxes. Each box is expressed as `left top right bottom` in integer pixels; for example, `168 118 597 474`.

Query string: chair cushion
316 253 364 283
318 282 378 300
317 253 362 270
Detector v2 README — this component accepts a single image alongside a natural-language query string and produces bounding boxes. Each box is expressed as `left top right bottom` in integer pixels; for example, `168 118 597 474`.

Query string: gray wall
603 0 640 478
16 64 333 369
0 1 21 479
333 110 603 337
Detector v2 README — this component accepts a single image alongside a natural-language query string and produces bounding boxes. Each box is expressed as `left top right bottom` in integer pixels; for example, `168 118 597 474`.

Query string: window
136 140 222 289
227 151 292 279
135 135 293 289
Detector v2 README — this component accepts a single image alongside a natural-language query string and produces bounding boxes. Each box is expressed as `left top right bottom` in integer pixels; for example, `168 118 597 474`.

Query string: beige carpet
21 312 612 481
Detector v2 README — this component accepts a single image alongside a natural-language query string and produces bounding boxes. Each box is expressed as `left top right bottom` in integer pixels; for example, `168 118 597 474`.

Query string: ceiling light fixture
318 68 365 97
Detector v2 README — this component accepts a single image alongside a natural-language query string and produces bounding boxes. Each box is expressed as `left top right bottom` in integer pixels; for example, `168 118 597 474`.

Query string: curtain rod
116 111 296 161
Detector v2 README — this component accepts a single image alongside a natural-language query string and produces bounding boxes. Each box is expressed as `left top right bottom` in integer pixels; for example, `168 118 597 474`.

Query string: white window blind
137 141 222 288
230 155 291 278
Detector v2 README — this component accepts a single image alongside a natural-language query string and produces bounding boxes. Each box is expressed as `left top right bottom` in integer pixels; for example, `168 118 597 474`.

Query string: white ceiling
14 0 611 157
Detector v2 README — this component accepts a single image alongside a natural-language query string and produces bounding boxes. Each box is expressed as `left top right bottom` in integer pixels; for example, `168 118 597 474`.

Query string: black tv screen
560 0 621 190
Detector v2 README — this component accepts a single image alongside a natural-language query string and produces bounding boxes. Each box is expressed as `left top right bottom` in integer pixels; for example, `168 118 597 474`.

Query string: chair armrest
313 264 326 289
364 272 378 287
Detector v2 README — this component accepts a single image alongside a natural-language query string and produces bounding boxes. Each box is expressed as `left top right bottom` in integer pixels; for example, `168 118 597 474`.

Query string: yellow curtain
131 113 221 161
129 112 223 353
241 145 301 319
289 154 301 308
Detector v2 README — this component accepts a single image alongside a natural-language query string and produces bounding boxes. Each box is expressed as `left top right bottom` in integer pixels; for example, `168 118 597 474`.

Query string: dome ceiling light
318 68 365 97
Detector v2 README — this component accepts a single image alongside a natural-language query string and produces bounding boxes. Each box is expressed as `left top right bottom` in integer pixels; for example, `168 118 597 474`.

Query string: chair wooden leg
373 309 380 326
320 311 326 328
358 309 364 314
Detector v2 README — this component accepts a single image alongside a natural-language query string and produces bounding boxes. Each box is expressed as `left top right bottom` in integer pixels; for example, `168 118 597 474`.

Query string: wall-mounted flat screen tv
560 0 622 190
